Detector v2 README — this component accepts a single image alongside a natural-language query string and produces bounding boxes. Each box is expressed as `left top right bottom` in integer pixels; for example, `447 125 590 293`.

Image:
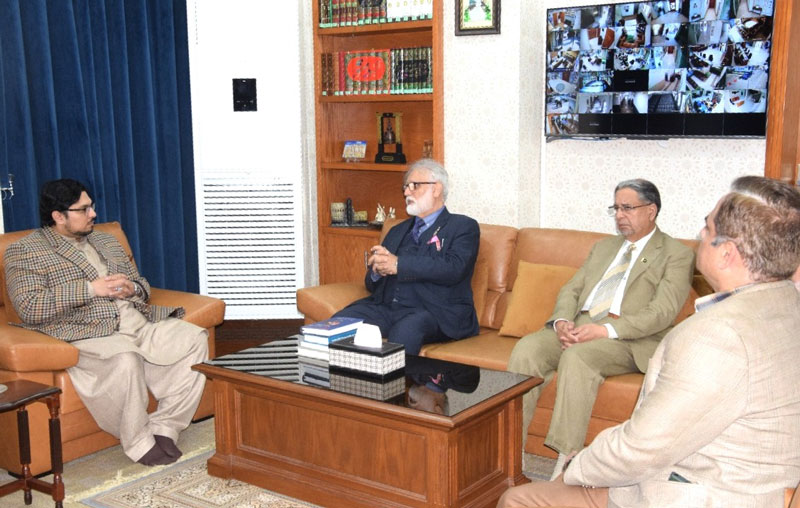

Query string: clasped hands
555 320 608 350
367 245 398 276
91 273 135 299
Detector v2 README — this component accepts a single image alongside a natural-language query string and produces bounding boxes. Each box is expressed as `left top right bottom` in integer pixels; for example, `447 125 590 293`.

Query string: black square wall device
233 78 257 112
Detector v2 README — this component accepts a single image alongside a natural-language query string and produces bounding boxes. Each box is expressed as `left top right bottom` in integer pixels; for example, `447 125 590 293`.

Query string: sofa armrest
0 324 79 372
296 282 369 323
149 288 225 330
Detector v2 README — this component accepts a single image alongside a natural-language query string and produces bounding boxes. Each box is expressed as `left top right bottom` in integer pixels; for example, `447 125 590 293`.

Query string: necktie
411 217 425 244
588 243 636 320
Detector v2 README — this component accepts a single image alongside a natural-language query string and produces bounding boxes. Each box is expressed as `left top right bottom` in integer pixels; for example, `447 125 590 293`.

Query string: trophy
375 112 406 164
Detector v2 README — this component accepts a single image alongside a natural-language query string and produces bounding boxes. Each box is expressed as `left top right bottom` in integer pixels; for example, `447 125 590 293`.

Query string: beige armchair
0 222 225 475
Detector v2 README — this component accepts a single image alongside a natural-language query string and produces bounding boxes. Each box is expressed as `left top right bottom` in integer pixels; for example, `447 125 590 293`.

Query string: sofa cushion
420 330 519 371
498 261 578 337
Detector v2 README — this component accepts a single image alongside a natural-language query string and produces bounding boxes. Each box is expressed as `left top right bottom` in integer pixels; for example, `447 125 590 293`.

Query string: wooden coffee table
194 337 540 508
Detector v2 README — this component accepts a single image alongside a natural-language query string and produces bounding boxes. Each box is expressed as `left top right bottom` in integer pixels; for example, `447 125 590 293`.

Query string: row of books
320 47 433 96
319 0 433 28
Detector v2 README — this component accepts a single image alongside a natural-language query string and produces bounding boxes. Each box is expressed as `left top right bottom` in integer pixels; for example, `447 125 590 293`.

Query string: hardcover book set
320 47 433 96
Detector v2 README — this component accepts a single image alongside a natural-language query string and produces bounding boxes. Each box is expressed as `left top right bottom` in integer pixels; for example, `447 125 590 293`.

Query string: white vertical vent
197 173 303 319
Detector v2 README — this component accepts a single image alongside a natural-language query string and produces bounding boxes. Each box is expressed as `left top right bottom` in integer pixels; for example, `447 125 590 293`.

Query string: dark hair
615 178 661 216
39 179 90 227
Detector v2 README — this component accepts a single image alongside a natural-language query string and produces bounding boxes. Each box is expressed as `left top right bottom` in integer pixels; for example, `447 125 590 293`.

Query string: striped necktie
411 217 425 244
588 243 636 320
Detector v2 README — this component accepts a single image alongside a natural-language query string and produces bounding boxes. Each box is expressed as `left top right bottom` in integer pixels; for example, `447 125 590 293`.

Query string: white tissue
353 323 383 349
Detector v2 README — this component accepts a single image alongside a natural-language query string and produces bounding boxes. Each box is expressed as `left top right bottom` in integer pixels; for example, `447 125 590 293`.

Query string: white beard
406 192 433 216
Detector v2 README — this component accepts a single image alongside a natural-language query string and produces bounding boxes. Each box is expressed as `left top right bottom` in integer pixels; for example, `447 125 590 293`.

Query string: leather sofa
297 222 711 458
0 222 225 475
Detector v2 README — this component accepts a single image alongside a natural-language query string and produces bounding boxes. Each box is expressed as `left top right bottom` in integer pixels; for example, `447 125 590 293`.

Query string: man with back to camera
498 176 800 507
507 179 695 477
4 179 208 466
332 158 480 354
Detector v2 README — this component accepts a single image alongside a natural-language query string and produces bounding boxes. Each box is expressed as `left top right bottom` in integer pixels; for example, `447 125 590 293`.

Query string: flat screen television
545 0 774 139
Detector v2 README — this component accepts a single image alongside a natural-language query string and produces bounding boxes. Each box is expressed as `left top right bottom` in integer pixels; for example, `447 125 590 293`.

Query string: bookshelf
312 0 444 284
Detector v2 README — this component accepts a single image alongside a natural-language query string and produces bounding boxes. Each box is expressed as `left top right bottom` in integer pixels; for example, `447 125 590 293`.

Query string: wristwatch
133 283 143 298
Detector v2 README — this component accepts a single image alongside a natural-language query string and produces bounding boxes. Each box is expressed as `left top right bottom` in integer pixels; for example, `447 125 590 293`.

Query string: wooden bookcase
312 1 444 284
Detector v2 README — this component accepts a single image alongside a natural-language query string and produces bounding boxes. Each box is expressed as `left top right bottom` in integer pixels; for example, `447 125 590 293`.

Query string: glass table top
204 335 531 417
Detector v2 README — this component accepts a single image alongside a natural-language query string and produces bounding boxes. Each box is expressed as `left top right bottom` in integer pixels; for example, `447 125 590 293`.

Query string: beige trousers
506 313 639 454
68 309 208 462
497 476 608 508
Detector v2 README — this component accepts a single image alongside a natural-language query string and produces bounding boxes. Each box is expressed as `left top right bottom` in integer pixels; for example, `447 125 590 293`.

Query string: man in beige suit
508 179 695 475
5 179 208 466
498 175 800 508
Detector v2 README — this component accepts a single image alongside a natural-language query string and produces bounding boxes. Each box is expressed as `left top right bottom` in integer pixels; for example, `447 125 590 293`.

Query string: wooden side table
0 379 64 508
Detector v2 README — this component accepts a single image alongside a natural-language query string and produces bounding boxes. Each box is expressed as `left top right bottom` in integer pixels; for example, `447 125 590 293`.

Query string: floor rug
81 452 319 508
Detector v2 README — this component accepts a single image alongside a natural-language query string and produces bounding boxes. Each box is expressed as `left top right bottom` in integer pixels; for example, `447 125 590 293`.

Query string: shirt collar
416 206 444 230
694 284 755 313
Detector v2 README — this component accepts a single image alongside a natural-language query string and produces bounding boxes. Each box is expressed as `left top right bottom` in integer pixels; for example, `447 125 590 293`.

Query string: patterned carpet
81 452 317 508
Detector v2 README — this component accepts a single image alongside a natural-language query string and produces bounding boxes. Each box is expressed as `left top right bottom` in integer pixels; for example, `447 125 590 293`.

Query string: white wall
441 0 765 240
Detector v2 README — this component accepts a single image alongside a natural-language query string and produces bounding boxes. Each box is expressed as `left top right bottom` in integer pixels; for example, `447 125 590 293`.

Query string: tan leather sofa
0 222 225 475
297 222 710 458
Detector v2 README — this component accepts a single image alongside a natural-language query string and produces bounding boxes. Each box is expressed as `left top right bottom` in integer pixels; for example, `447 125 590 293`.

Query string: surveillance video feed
545 0 773 138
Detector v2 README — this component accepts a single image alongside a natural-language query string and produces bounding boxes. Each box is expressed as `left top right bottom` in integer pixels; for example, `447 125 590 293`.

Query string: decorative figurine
375 203 386 223
388 207 396 219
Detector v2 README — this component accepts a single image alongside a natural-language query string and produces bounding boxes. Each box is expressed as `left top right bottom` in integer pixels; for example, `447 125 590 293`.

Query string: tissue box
330 370 405 403
329 337 405 379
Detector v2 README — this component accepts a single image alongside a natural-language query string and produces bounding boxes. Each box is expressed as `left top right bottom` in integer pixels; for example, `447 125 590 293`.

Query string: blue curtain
0 0 198 292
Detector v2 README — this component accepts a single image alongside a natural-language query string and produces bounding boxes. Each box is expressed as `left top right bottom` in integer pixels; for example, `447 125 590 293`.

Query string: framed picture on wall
455 0 501 35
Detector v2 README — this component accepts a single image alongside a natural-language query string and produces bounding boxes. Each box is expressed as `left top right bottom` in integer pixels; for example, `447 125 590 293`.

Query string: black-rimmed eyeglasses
402 181 437 192
606 203 650 216
66 203 96 214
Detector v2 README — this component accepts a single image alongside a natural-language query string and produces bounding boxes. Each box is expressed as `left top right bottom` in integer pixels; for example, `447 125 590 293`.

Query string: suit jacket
358 207 480 340
565 281 800 508
4 227 183 342
548 227 695 371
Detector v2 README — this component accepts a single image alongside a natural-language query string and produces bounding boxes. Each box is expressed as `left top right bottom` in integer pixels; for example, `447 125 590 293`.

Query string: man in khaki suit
4 179 208 466
508 179 695 475
498 176 800 508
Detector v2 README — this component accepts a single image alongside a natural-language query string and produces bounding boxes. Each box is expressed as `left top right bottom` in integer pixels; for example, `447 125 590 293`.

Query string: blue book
301 317 363 337
303 329 358 345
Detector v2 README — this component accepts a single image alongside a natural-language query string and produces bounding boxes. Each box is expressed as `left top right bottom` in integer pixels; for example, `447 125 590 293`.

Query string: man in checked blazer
499 176 800 508
507 179 695 477
333 159 480 354
4 179 208 466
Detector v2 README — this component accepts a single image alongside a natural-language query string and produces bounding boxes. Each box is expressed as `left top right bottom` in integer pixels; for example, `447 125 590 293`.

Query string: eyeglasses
66 203 96 214
606 203 650 216
402 181 437 192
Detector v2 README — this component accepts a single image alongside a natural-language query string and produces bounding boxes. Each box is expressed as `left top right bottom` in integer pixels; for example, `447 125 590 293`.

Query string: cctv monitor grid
545 0 773 138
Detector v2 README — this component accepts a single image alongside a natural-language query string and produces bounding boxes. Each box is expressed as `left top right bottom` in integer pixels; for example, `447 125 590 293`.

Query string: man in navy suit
333 159 480 354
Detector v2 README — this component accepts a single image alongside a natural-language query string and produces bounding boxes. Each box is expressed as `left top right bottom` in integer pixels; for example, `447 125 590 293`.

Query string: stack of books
298 317 364 363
